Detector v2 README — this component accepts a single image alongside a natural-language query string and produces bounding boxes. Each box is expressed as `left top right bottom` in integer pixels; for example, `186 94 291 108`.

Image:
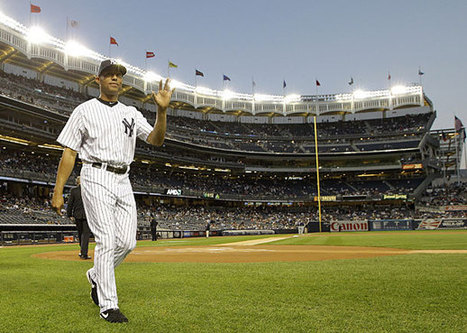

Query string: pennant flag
283 80 287 89
30 4 41 13
388 72 391 80
252 79 256 87
348 77 354 85
455 116 464 132
223 74 231 81
110 37 118 46
169 61 178 68
195 69 204 77
316 80 321 86
69 19 79 28
418 69 424 76
146 51 155 58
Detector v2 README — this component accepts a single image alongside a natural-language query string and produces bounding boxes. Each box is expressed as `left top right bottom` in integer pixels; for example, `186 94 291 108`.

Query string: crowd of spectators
0 70 86 115
0 68 433 154
419 182 467 207
0 149 425 199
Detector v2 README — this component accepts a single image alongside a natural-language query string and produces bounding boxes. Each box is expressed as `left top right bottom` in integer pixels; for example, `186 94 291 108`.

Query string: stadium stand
0 12 464 243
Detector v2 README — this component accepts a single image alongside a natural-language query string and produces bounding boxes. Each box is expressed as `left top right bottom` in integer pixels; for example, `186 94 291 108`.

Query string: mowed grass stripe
0 230 465 332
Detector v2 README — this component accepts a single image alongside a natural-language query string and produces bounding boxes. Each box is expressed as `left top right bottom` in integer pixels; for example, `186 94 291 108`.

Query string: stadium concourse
0 12 465 244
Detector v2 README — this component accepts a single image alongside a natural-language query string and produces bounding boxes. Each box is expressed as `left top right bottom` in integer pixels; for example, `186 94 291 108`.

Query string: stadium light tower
222 89 235 101
352 89 370 100
26 26 51 45
143 71 163 83
284 94 301 103
391 85 408 95
64 40 92 58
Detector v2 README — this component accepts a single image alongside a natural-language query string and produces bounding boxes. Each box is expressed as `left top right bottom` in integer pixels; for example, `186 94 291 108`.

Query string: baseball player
51 59 174 323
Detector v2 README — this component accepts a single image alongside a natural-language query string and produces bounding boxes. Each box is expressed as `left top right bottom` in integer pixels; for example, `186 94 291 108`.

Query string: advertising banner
370 219 413 231
330 221 368 232
439 218 467 229
417 219 442 230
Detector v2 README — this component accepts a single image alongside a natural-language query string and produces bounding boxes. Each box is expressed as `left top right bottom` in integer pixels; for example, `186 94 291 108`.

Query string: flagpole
66 17 69 40
455 131 460 183
195 69 197 88
313 116 322 233
29 1 32 27
145 50 148 72
108 35 111 58
167 60 170 78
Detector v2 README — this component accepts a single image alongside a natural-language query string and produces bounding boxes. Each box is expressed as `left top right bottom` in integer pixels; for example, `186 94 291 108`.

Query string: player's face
96 69 123 99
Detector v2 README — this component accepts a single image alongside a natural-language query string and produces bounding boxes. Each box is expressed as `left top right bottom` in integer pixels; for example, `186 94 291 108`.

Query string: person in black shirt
150 214 158 241
67 176 91 259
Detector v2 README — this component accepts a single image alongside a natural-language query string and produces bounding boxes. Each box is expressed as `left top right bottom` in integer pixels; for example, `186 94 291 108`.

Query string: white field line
218 236 294 247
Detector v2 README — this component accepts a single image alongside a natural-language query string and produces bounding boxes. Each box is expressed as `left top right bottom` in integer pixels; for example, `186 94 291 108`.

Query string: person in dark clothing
67 176 91 259
205 220 211 238
150 215 158 241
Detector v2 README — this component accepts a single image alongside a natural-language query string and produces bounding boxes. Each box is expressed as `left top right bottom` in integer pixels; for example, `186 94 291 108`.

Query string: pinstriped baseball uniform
57 98 153 313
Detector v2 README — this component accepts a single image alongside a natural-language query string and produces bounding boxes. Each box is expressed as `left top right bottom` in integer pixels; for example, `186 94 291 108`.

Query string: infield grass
0 230 465 332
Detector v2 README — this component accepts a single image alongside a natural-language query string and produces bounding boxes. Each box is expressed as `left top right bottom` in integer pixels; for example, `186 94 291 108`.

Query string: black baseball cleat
100 308 129 323
86 269 99 306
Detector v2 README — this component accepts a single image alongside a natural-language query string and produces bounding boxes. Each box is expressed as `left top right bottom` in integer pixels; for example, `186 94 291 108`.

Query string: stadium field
0 230 466 332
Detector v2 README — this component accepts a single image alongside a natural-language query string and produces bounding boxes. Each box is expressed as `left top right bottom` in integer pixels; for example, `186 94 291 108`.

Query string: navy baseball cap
97 59 127 76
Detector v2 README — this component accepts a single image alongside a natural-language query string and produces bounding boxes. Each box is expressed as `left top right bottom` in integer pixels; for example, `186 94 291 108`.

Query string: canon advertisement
330 221 368 232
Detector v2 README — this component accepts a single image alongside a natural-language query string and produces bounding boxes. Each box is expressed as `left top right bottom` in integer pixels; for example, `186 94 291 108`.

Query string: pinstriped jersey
57 98 153 167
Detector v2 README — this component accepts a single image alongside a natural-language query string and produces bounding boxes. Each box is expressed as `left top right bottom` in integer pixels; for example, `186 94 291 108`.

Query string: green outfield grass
0 230 466 332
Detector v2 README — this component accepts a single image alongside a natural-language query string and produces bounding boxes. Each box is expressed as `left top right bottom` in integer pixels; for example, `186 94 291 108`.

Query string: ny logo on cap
122 118 135 137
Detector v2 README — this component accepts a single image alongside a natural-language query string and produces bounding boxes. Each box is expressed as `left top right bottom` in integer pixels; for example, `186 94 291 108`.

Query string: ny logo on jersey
122 118 135 137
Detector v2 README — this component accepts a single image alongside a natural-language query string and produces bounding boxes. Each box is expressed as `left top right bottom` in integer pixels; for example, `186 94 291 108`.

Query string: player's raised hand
152 78 175 110
51 192 64 216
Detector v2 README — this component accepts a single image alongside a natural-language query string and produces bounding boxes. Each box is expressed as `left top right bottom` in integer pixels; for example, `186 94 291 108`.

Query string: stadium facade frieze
0 15 428 117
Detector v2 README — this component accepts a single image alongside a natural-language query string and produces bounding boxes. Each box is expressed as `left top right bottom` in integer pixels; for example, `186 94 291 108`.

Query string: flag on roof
283 80 286 89
195 69 204 77
30 4 41 13
110 37 118 46
223 74 231 81
418 69 424 76
388 72 391 80
69 20 79 28
146 51 155 58
316 80 321 86
348 77 354 85
168 61 178 68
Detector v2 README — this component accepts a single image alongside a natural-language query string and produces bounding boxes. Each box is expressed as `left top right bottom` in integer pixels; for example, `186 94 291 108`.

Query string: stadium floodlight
254 93 272 102
143 71 162 83
64 40 92 58
195 86 217 96
222 89 235 101
26 26 51 45
391 85 408 95
352 89 371 100
284 94 301 103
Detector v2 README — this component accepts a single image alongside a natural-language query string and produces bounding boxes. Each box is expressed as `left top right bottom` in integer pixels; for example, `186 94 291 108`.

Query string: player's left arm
147 78 174 146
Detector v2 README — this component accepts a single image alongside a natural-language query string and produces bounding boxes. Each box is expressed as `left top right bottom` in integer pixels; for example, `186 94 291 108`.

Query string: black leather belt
92 162 128 174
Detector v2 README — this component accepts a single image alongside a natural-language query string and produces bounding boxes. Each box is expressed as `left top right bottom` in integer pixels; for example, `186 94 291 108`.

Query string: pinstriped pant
80 164 137 313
